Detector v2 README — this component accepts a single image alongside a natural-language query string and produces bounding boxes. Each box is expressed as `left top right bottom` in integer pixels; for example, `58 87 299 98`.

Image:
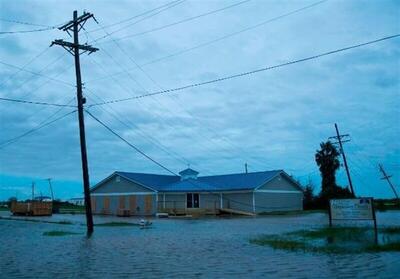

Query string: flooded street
1 211 399 278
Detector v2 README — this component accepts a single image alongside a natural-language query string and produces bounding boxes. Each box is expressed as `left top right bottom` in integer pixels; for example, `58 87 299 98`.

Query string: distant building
68 197 84 206
34 196 52 202
90 168 303 216
90 168 303 215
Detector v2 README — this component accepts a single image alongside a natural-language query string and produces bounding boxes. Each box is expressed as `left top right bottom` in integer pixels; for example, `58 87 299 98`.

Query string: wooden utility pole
379 164 399 203
329 123 355 196
51 11 98 234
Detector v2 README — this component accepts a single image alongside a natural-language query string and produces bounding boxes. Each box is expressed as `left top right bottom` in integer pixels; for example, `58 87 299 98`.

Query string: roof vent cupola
179 168 199 181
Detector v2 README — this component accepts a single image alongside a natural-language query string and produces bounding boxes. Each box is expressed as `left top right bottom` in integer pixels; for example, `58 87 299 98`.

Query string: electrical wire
101 0 252 43
86 109 177 176
0 109 77 149
90 0 186 43
86 0 328 83
92 21 274 171
84 87 190 166
87 0 184 33
86 109 302 211
0 17 65 34
0 58 74 88
89 33 400 107
0 26 56 35
0 97 75 108
0 47 51 88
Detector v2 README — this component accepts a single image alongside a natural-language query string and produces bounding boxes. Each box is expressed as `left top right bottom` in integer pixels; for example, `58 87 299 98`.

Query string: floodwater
0 211 399 278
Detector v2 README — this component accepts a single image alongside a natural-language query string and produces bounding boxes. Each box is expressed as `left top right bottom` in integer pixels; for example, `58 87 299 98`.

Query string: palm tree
315 141 340 195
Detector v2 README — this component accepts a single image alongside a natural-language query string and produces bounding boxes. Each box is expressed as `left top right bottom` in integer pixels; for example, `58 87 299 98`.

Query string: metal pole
47 178 54 201
32 182 35 200
73 10 93 234
335 123 355 196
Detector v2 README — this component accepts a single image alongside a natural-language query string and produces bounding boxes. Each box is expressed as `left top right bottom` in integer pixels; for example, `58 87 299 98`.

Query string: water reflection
0 212 399 278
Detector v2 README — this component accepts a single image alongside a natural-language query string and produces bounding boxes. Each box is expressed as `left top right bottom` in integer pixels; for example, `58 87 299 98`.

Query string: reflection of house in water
90 168 304 216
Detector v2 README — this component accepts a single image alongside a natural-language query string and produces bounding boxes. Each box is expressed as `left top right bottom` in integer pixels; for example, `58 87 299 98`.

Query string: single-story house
90 168 304 216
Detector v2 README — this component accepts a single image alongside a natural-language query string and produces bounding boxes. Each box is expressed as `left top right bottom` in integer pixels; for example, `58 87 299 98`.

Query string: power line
91 0 186 43
0 97 75 108
0 17 67 34
0 17 57 28
87 0 184 33
0 47 51 88
0 109 77 149
0 58 74 88
86 0 328 83
101 0 252 43
85 110 177 176
92 20 273 171
84 88 190 166
89 33 400 107
85 109 300 212
0 26 56 35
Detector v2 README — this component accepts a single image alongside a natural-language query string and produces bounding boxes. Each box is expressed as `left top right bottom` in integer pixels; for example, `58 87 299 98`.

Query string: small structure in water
11 201 52 216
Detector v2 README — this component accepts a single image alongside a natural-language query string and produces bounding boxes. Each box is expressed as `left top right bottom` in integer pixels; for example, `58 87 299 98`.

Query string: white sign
330 198 374 220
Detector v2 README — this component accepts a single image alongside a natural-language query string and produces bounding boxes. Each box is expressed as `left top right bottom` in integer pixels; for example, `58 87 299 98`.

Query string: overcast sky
0 0 399 200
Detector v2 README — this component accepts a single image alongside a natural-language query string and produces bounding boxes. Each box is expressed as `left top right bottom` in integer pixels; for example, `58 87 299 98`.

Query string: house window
187 193 199 208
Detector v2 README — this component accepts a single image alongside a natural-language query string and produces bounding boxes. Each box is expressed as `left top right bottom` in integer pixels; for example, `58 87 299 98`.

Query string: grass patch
251 226 400 254
95 222 138 227
43 230 81 237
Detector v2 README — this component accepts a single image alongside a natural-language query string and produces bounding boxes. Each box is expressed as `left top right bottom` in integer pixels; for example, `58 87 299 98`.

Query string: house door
187 193 199 208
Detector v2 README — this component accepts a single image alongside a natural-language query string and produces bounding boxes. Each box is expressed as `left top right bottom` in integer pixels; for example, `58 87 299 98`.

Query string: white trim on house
163 193 166 209
254 190 302 194
91 192 157 196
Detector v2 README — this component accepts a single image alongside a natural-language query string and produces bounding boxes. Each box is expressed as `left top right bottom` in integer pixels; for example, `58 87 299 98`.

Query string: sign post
329 198 377 244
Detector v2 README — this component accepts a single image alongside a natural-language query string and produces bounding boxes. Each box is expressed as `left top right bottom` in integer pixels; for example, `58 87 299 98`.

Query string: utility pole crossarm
51 40 99 54
59 12 96 32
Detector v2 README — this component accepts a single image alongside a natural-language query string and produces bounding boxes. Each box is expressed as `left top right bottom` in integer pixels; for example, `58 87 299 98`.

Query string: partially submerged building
90 168 303 216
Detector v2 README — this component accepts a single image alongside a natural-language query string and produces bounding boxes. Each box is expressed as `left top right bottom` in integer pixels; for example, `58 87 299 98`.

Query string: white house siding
254 192 303 213
254 174 303 213
257 174 300 191
162 193 186 209
222 192 254 213
91 174 157 216
200 193 220 211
